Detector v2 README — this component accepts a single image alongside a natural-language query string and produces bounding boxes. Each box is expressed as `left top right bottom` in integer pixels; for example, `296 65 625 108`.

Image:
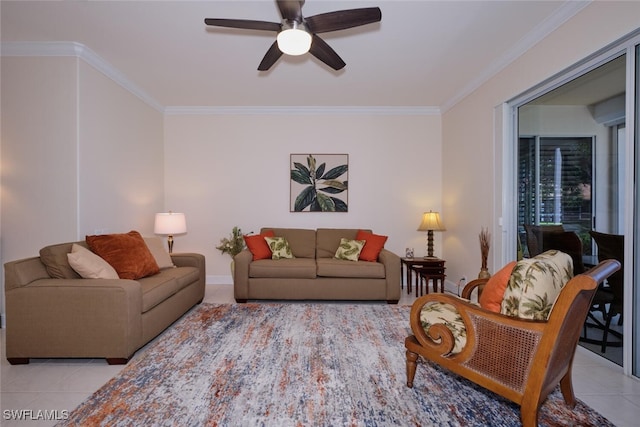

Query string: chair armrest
460 278 489 299
409 293 546 360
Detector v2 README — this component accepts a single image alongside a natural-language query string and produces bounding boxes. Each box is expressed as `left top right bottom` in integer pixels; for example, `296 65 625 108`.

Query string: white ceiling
1 1 590 110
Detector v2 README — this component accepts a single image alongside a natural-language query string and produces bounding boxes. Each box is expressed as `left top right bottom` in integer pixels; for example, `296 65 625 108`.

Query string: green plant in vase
216 226 246 258
216 226 246 282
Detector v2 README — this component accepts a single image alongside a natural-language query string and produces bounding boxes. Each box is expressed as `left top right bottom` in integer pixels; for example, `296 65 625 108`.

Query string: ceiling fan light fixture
277 22 311 56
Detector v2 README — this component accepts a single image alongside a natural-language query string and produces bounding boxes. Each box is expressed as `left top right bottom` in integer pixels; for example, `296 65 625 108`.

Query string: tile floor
1 283 640 426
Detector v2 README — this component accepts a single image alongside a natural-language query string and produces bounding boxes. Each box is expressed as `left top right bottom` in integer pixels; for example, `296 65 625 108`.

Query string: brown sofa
4 239 205 365
233 228 401 303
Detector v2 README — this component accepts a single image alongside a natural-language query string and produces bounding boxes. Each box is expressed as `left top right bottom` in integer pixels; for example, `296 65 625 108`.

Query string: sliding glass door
506 26 640 375
633 43 640 377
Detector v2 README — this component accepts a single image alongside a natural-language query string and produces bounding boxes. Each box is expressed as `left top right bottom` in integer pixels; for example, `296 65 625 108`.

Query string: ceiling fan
204 0 381 71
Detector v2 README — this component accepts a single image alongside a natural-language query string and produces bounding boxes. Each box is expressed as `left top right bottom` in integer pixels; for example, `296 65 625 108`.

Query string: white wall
0 56 164 324
1 57 80 260
164 113 442 283
441 1 640 284
78 61 164 237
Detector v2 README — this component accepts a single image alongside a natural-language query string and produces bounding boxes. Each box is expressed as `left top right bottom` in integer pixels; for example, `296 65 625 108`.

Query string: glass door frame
502 30 640 376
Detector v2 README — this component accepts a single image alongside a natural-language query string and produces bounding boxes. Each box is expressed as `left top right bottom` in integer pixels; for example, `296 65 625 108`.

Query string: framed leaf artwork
290 154 348 212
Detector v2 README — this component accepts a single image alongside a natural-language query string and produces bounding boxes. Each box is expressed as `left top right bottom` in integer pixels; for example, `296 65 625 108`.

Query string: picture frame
290 154 348 212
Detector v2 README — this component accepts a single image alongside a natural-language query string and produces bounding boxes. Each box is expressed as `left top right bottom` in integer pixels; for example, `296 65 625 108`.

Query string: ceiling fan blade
277 0 304 21
258 41 284 71
305 7 382 33
204 18 281 32
309 35 345 71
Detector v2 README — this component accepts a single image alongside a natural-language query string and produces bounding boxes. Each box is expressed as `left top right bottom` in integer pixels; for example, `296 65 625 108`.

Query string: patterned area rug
59 303 613 426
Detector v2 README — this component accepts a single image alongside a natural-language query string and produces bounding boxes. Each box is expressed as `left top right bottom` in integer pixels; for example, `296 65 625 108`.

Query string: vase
478 267 491 279
230 259 235 284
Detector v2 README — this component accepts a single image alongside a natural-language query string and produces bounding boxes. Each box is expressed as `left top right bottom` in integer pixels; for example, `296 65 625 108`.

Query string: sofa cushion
316 228 371 259
86 231 160 280
316 258 386 278
334 238 365 261
249 258 317 279
67 243 119 279
138 272 180 313
265 236 295 259
479 261 517 312
152 266 200 291
40 241 87 279
244 231 275 260
261 228 316 258
144 237 175 269
500 250 573 320
356 230 388 262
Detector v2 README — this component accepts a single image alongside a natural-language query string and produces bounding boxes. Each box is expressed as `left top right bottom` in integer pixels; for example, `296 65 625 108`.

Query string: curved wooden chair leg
520 400 540 427
559 373 577 407
406 349 419 388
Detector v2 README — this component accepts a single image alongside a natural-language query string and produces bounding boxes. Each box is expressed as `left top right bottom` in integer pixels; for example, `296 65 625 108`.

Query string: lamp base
167 235 174 254
426 230 435 258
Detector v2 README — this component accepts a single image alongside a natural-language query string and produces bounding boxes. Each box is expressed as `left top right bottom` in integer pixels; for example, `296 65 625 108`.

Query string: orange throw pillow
356 230 388 262
86 231 159 280
479 261 517 312
244 230 275 260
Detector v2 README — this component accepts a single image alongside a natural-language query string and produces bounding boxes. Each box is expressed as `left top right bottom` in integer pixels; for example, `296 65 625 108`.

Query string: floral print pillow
500 250 573 320
334 238 365 261
264 236 295 260
419 300 469 354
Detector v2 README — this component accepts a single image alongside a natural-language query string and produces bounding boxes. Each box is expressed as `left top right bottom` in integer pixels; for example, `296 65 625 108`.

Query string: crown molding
1 41 164 113
2 42 440 116
164 105 440 116
440 0 592 113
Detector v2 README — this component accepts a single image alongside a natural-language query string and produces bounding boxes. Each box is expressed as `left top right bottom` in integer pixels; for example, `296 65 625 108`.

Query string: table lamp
417 211 446 258
154 212 187 253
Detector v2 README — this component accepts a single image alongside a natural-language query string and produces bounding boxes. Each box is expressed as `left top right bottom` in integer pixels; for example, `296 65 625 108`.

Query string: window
518 136 594 257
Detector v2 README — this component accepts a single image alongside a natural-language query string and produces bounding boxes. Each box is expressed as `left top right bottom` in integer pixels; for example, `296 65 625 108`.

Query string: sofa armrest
170 252 206 288
170 252 205 269
5 278 143 360
378 248 401 302
233 250 253 301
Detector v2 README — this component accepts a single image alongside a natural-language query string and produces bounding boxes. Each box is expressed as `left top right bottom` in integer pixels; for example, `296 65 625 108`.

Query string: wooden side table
401 257 446 296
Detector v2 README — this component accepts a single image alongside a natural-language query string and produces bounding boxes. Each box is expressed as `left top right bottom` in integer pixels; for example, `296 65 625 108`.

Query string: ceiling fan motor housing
277 20 312 56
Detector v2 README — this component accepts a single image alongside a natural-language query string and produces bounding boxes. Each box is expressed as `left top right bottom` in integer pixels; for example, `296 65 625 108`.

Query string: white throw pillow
67 244 119 279
144 236 175 269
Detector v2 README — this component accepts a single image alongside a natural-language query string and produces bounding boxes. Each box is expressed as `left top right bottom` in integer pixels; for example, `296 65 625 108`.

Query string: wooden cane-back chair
405 259 620 427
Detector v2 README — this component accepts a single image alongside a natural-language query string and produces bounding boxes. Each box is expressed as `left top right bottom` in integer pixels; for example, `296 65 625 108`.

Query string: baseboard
207 275 233 285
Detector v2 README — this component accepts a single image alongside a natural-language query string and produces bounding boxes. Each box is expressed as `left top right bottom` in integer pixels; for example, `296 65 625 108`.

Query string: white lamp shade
277 28 312 56
154 212 187 235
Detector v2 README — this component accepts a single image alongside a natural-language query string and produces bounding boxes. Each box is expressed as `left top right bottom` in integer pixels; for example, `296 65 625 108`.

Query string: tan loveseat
4 238 205 365
233 228 401 303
